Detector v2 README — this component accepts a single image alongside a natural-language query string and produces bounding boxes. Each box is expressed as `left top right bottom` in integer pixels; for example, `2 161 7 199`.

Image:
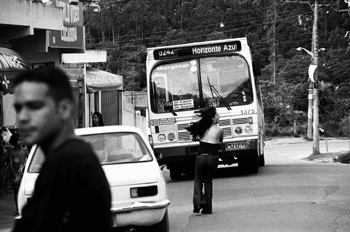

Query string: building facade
0 0 85 128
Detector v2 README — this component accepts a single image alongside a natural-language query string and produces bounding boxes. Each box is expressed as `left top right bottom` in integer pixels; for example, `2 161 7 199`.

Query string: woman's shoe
201 209 212 214
201 206 212 214
193 204 202 213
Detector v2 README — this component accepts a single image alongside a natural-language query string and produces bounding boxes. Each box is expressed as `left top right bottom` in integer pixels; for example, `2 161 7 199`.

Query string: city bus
146 37 265 180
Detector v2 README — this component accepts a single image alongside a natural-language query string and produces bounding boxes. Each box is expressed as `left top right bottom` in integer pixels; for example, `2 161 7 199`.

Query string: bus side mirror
253 61 261 77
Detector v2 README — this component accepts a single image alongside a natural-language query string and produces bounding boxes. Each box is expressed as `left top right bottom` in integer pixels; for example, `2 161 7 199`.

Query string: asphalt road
165 138 350 232
1 138 349 232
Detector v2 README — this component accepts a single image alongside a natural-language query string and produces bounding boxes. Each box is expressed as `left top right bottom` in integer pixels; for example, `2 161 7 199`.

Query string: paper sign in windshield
173 99 194 110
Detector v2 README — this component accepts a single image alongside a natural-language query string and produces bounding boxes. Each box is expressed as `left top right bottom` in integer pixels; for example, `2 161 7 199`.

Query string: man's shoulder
55 138 95 160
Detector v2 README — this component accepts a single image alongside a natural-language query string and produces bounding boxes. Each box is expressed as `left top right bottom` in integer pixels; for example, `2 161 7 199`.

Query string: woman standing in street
187 107 223 214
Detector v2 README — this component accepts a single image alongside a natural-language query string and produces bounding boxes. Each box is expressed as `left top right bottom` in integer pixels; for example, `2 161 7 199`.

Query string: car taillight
130 186 158 198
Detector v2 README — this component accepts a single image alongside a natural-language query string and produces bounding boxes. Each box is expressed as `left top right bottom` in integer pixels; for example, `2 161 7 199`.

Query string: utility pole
273 2 276 83
307 70 314 140
312 0 320 155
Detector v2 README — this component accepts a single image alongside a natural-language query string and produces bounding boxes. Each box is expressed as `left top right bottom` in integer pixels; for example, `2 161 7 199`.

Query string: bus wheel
250 155 259 173
238 156 259 174
170 169 182 180
259 154 265 166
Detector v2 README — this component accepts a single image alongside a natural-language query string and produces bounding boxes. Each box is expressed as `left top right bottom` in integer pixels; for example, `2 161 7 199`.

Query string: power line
86 8 314 47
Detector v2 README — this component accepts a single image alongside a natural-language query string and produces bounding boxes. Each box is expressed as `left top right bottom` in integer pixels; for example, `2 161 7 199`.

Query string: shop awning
86 67 123 93
0 48 28 94
0 48 27 71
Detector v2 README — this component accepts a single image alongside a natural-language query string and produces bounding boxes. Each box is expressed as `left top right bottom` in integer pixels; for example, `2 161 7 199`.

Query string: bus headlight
244 125 253 134
158 134 166 142
168 133 175 141
235 126 242 135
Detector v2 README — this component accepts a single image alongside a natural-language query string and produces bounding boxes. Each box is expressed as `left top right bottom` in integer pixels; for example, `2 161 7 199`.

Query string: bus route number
158 49 175 57
241 109 255 115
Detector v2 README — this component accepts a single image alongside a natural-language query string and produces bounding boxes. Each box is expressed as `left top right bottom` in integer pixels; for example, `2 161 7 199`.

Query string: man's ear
58 99 74 121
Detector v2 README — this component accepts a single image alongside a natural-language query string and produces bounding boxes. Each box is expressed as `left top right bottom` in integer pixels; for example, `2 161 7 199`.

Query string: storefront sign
0 47 27 71
49 0 84 49
50 26 84 49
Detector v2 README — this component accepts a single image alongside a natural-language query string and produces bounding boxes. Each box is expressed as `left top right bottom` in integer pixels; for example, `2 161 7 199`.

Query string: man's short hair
13 67 73 103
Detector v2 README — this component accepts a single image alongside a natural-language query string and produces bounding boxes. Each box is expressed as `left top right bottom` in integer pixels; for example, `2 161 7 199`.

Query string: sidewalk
0 190 16 232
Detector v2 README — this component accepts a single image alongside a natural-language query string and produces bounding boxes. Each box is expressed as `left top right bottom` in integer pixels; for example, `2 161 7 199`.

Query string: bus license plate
226 142 245 150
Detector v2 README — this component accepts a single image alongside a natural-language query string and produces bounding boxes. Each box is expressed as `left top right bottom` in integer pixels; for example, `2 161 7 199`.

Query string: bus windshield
150 55 253 113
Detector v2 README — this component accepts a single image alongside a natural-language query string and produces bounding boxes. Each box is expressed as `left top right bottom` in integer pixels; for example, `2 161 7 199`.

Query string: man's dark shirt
13 138 111 232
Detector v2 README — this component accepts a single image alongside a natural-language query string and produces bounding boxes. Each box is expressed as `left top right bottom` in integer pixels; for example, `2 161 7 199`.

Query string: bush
322 122 342 137
338 117 350 137
265 123 305 137
334 152 350 164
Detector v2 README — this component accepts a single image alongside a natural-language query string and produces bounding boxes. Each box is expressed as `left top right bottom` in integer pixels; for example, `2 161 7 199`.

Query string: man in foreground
12 67 111 232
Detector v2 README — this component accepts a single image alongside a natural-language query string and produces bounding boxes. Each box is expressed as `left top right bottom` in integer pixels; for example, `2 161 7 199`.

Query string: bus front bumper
153 136 260 163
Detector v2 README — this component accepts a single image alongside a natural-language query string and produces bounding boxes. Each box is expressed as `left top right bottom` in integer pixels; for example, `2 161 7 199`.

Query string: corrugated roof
86 67 123 93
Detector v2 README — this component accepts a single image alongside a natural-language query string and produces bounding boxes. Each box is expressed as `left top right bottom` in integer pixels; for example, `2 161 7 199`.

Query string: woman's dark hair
92 112 104 126
9 134 19 147
186 107 217 139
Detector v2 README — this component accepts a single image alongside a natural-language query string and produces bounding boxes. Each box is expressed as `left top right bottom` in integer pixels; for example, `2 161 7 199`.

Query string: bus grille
232 118 249 125
219 119 230 126
177 123 190 131
159 124 176 131
178 131 191 141
223 127 232 137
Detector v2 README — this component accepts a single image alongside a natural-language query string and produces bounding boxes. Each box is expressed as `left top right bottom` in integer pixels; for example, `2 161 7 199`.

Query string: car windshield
150 55 253 113
28 132 153 173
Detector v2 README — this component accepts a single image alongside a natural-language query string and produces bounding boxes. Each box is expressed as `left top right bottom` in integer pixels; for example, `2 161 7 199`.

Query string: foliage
334 152 350 164
84 0 350 135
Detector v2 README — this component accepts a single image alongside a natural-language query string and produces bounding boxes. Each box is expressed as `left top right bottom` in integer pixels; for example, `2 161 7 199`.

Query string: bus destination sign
153 41 242 60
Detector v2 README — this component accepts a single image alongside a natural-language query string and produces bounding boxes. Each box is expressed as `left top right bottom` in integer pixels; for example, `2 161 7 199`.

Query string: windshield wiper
207 77 232 110
170 110 177 116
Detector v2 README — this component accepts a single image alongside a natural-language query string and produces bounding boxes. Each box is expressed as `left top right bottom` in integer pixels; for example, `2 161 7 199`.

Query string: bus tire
239 156 259 174
170 169 181 180
249 155 259 173
259 154 265 166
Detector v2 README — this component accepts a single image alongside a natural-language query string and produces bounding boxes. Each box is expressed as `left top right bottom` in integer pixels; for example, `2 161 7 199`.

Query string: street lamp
296 47 313 56
296 47 326 141
297 47 314 140
296 46 325 155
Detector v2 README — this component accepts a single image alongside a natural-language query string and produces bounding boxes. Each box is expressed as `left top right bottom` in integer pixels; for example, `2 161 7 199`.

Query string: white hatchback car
17 125 170 231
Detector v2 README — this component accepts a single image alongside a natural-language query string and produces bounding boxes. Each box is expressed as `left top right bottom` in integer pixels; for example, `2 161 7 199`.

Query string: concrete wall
122 95 147 137
0 0 63 41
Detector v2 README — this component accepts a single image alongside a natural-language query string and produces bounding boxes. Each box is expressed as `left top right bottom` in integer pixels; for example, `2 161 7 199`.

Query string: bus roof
147 37 250 61
147 37 249 51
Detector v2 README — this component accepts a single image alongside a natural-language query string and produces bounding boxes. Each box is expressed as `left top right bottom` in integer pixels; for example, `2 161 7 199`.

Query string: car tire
152 209 169 232
170 169 181 180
